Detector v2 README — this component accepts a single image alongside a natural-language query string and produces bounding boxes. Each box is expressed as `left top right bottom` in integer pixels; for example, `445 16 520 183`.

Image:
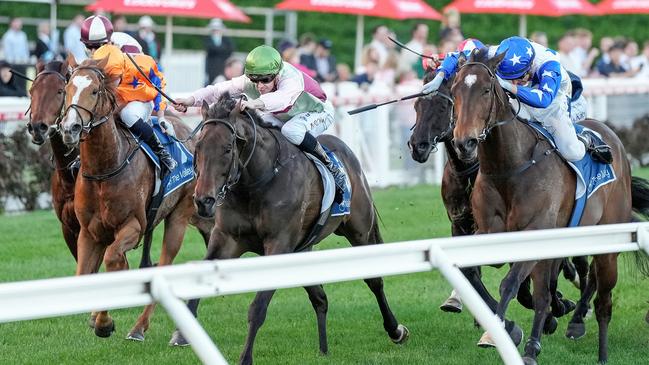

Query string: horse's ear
95 56 109 71
488 49 508 72
457 52 467 68
35 61 45 73
60 58 69 76
66 52 78 69
201 100 210 121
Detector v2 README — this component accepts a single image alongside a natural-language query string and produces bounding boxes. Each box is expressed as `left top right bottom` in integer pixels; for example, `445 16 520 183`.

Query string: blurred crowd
3 8 649 99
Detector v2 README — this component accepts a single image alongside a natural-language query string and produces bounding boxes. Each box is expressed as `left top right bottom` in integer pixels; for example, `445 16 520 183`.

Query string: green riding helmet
245 45 283 76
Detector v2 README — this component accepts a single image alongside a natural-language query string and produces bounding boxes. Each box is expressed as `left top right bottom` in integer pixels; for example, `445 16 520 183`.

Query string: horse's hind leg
522 261 559 365
593 254 618 364
303 285 329 355
127 212 190 341
339 214 409 344
566 261 598 340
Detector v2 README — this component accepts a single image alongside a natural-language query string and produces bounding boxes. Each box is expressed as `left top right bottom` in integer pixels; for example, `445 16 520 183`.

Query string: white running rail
1 223 649 365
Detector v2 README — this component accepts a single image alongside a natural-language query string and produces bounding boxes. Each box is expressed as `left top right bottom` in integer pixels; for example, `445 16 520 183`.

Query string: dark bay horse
450 48 649 364
26 60 79 260
173 94 408 365
58 57 213 341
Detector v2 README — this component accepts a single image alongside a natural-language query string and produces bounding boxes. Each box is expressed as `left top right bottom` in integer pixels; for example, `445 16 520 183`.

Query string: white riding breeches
525 92 585 162
570 95 588 123
273 101 335 145
120 101 154 128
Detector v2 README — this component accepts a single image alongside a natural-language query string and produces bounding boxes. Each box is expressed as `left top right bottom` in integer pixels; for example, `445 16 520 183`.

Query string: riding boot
299 132 347 202
577 130 613 164
130 119 177 171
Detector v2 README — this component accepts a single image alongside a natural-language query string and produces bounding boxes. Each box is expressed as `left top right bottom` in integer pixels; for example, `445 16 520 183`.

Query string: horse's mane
207 92 279 129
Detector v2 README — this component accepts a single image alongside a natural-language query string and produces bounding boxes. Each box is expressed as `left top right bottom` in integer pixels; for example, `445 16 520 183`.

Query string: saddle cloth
305 146 352 217
527 121 616 226
132 117 195 198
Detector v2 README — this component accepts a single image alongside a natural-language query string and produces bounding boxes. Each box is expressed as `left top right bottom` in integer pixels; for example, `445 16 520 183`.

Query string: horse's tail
372 203 385 244
631 176 649 277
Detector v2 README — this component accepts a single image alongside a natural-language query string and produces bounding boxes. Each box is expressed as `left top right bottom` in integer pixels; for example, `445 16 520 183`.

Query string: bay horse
450 48 649 364
58 56 213 341
172 94 408 365
411 69 583 333
26 60 79 260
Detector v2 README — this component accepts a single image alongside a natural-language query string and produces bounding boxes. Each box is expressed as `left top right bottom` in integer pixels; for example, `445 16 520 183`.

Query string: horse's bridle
26 70 68 137
409 89 455 154
200 112 258 206
458 61 520 142
62 66 116 136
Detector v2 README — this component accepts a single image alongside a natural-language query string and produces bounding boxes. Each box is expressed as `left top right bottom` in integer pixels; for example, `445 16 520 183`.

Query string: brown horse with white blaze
450 48 649 364
59 57 213 341
171 94 408 365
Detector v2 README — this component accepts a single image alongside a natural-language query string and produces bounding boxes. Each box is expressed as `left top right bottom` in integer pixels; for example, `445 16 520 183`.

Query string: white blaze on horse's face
62 75 92 131
464 74 477 88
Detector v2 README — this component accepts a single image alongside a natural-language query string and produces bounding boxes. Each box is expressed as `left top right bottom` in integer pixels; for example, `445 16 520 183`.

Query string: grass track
1 177 649 364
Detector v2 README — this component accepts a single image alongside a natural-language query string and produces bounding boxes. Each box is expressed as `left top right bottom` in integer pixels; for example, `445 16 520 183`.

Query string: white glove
239 98 265 111
421 72 445 94
159 118 176 137
497 76 516 93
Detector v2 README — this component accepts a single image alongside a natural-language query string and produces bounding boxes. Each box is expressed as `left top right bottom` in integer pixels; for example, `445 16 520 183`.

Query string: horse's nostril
466 138 478 149
203 196 216 206
38 123 48 133
71 124 82 133
418 142 429 150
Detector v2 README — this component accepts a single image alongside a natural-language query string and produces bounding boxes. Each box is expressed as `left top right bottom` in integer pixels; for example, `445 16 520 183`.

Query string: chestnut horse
26 60 79 260
450 48 649 364
58 57 212 341
172 94 409 365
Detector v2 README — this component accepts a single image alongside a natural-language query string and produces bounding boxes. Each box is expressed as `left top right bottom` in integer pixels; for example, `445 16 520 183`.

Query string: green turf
1 177 649 364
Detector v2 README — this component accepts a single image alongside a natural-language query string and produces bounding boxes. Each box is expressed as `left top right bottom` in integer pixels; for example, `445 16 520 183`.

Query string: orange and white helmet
80 15 113 48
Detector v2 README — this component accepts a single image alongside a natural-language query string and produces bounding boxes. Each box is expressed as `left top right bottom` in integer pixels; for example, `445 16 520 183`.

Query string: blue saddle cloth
527 121 616 226
325 147 351 216
135 117 195 198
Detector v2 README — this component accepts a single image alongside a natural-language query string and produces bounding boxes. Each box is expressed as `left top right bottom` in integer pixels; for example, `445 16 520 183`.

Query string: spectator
204 18 233 86
439 8 463 42
34 21 60 62
375 51 398 87
597 42 635 78
282 43 316 78
570 28 598 77
1 18 30 65
64 14 87 63
631 40 649 79
301 39 337 82
134 16 161 61
112 15 132 36
0 61 27 97
213 57 244 83
352 60 378 89
359 45 381 74
530 31 548 47
369 25 390 69
557 33 580 76
336 63 351 82
399 23 429 74
297 32 317 60
623 40 639 70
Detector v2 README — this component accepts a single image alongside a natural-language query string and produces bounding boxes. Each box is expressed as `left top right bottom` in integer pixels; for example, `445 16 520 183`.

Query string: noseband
458 61 520 142
63 66 115 135
201 112 258 206
26 70 68 137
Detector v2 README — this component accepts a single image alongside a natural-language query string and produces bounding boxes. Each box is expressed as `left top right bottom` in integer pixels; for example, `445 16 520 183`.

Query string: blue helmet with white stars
495 36 535 80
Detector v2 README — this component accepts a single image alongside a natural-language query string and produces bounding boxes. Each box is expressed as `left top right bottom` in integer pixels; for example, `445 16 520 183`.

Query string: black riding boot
299 132 346 202
578 130 613 164
130 119 177 171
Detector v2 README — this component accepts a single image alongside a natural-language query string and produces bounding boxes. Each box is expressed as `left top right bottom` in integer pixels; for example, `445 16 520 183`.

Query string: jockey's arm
513 61 561 108
257 75 302 113
186 75 246 107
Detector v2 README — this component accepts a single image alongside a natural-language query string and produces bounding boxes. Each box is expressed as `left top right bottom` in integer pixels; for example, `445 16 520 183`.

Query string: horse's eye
92 89 99 95
483 88 490 94
57 89 64 95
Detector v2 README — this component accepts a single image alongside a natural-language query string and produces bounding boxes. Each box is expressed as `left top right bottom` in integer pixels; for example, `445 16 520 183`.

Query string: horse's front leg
96 218 141 338
522 260 557 365
76 228 110 336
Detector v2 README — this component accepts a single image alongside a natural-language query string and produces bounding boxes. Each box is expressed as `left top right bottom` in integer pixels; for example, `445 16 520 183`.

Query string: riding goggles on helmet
248 74 276 84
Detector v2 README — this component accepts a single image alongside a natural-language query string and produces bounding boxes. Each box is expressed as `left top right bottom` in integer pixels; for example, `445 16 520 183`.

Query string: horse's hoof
510 324 524 347
543 316 558 335
126 330 145 342
94 322 115 338
566 322 586 340
390 324 410 344
169 330 190 346
88 313 97 328
439 298 463 313
523 356 538 365
477 331 496 348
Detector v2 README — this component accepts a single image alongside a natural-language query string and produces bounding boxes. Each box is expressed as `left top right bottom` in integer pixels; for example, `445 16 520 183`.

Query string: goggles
248 74 276 84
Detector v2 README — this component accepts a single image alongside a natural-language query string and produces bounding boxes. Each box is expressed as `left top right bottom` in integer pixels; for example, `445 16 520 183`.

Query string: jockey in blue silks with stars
422 36 612 164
